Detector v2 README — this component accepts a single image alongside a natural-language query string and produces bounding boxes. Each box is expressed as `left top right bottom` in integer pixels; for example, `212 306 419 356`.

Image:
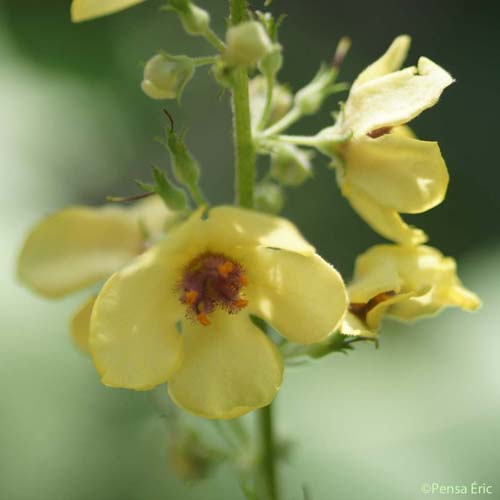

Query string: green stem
260 106 302 138
193 55 218 67
274 133 320 147
230 0 255 208
204 28 226 52
257 75 275 132
259 404 278 500
189 183 207 207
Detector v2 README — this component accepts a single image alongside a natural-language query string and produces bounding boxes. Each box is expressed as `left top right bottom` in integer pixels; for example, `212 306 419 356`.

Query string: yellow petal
340 312 378 338
156 206 315 259
247 248 347 344
344 57 454 137
352 35 411 89
70 296 96 354
90 244 184 390
168 311 283 419
342 184 428 245
343 134 449 214
348 257 401 304
351 245 481 321
131 195 177 241
364 291 415 330
18 206 144 298
71 0 145 22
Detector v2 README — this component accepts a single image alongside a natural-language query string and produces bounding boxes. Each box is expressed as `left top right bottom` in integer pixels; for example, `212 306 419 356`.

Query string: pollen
197 313 211 326
177 252 249 326
184 290 199 305
217 260 234 278
235 298 248 309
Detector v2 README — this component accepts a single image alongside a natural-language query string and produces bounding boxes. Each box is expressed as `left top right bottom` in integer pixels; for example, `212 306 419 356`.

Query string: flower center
177 252 249 326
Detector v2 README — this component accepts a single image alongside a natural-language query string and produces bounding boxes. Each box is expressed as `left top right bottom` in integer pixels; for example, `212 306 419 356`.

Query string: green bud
168 432 221 481
258 43 283 78
224 21 272 67
141 54 194 101
166 130 200 189
294 64 336 115
166 0 211 37
270 144 313 187
212 59 238 88
249 76 292 129
255 182 284 214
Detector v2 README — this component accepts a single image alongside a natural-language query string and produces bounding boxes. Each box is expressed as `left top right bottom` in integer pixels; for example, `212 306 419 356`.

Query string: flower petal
18 206 144 298
344 57 454 136
342 184 428 245
247 248 347 344
71 0 145 22
168 311 283 419
183 206 314 255
340 312 378 338
70 296 95 354
352 245 481 321
90 244 184 390
352 35 411 89
131 195 178 241
344 134 449 213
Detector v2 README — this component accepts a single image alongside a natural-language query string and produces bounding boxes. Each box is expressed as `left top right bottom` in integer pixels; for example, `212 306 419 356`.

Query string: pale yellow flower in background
17 196 174 352
71 0 145 23
319 35 454 245
249 75 292 132
341 244 481 338
90 206 347 418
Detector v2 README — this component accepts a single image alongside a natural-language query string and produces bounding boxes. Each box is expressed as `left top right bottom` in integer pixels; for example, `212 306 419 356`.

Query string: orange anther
239 274 249 286
235 298 248 309
197 313 211 326
217 261 234 278
184 290 199 305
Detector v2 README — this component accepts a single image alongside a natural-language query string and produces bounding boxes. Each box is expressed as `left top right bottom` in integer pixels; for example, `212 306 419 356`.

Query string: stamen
184 290 199 305
197 313 211 326
177 252 249 326
349 290 396 323
217 260 235 278
235 298 248 309
367 126 392 139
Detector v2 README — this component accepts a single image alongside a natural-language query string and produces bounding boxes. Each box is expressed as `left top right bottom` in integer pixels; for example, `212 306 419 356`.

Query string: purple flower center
177 252 248 326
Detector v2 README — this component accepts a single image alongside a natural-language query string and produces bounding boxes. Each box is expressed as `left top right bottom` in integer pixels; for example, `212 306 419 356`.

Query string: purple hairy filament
177 252 249 326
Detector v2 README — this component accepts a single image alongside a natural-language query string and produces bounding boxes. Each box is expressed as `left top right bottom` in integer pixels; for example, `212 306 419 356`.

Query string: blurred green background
1 1 499 499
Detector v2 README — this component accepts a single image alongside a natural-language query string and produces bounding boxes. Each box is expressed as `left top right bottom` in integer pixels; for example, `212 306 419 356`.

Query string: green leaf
135 166 188 211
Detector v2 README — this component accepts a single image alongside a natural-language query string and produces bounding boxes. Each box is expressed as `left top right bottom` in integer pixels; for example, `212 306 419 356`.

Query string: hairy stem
230 0 255 208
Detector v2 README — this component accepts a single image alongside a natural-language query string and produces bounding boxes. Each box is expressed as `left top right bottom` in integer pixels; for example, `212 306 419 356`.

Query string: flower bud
294 65 336 115
141 54 194 101
258 43 283 78
166 0 210 36
255 182 284 214
249 76 292 129
224 21 272 67
270 144 313 186
168 432 220 481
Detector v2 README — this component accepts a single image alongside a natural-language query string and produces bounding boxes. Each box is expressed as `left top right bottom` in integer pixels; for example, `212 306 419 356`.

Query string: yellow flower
17 196 174 352
90 206 347 418
341 244 480 337
319 35 454 245
71 0 145 22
